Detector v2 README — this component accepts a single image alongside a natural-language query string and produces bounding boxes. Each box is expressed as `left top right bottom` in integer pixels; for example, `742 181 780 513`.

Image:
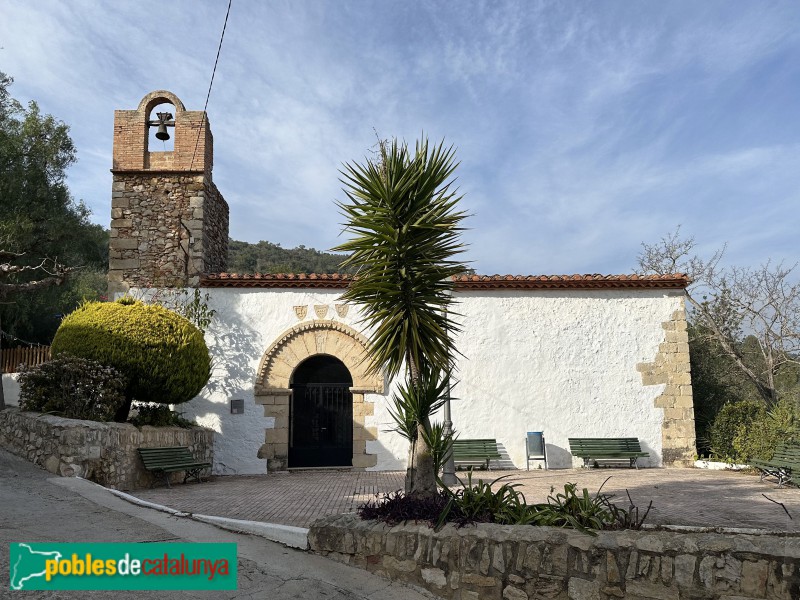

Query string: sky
2 1 799 276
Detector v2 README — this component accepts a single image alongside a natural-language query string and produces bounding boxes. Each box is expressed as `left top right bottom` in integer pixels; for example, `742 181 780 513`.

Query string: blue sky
2 1 799 275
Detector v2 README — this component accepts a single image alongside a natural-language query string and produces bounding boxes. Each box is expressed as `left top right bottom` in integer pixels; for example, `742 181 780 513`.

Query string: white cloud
2 0 798 276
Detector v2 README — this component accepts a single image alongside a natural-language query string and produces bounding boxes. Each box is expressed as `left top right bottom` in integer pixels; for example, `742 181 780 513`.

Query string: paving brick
132 468 800 531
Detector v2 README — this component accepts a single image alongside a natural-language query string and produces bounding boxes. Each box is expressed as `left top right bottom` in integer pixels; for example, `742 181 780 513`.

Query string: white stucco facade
173 283 689 475
1 373 20 407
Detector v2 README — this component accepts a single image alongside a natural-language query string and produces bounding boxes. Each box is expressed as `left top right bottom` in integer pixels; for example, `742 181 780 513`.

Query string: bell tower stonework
108 90 229 296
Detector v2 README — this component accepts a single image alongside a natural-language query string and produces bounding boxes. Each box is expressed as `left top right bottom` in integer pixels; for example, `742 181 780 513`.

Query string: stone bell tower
108 90 229 296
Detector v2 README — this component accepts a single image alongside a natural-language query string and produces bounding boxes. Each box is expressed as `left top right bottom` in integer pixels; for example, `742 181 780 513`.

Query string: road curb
103 484 310 549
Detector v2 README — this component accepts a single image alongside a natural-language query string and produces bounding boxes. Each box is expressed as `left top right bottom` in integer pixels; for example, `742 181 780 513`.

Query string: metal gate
289 383 353 467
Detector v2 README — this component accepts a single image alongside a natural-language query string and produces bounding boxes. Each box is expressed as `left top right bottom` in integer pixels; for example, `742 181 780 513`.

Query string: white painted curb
192 515 309 550
104 486 309 550
694 459 750 471
105 487 191 517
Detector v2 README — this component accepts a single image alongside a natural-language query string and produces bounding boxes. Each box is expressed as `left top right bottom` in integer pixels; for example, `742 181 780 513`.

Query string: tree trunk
402 354 438 497
114 392 133 423
0 314 6 411
410 417 437 498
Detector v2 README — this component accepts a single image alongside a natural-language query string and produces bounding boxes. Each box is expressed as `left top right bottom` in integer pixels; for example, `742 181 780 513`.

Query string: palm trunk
404 438 415 494
404 352 437 498
410 417 436 496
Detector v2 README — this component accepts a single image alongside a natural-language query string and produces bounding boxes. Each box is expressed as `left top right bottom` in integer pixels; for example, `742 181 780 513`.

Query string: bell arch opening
147 102 175 152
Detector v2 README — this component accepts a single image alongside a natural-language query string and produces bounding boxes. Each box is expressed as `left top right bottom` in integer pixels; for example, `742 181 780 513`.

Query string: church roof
200 273 689 290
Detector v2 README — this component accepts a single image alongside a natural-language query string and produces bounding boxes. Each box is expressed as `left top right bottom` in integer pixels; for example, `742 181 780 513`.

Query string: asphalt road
0 448 436 599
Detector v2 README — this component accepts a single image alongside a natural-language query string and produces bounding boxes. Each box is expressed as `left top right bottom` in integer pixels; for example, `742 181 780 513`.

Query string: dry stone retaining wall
0 408 213 490
309 514 800 600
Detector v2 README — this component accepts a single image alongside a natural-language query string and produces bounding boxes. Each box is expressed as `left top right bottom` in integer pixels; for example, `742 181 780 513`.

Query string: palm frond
334 137 469 381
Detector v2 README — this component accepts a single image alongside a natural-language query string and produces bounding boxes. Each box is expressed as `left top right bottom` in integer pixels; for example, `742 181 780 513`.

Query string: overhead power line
190 0 233 171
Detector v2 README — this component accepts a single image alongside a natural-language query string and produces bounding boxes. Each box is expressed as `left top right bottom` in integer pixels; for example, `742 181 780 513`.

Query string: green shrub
732 398 800 461
436 473 535 527
51 298 211 422
530 481 650 534
708 399 765 462
709 397 800 463
129 403 195 429
18 356 126 421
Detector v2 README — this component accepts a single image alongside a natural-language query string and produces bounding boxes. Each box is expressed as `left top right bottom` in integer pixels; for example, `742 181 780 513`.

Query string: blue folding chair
526 431 548 470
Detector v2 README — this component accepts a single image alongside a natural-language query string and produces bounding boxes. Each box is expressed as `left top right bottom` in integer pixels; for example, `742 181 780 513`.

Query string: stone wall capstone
0 408 213 490
309 514 800 600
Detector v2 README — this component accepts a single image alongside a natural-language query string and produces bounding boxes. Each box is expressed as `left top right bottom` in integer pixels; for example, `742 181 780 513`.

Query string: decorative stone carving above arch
254 320 384 396
254 320 384 472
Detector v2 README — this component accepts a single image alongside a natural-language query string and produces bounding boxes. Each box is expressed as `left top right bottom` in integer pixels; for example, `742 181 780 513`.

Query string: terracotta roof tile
448 273 688 289
200 272 689 290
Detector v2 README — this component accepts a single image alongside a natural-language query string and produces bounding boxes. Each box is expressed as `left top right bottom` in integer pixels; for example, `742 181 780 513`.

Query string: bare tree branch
0 250 75 410
0 250 24 263
637 229 800 406
0 274 71 300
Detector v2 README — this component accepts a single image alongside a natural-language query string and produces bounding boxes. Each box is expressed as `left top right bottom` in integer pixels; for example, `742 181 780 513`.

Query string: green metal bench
138 446 211 488
569 437 650 469
751 443 800 488
452 438 502 470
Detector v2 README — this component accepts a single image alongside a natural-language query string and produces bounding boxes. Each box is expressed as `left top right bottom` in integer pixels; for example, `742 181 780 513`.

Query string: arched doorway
255 320 384 471
289 355 353 468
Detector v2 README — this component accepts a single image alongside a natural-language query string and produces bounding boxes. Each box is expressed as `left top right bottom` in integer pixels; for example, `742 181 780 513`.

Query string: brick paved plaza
132 467 799 532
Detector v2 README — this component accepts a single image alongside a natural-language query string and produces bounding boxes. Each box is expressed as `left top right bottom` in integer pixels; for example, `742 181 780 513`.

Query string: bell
155 123 170 141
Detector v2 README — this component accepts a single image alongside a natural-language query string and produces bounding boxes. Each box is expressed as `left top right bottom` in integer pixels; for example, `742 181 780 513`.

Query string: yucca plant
422 420 456 479
334 137 468 497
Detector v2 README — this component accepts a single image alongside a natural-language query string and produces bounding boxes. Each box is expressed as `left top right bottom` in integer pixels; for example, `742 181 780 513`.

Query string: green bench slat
138 446 210 487
452 439 501 469
568 437 650 468
751 443 800 487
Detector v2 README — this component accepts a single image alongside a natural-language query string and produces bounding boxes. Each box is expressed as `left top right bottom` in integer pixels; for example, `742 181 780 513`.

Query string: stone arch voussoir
254 320 384 472
255 320 384 394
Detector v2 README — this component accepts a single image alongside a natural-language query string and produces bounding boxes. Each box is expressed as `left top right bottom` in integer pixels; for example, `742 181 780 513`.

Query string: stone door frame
254 320 384 471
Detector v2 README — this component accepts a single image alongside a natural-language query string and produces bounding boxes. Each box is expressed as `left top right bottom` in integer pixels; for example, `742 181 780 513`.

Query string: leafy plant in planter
51 297 211 422
334 137 469 497
360 474 651 536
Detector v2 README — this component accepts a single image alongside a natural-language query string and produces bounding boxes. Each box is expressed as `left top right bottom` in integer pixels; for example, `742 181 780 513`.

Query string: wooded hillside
227 239 353 274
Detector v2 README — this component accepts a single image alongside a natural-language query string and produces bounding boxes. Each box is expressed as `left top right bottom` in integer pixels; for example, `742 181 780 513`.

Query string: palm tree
334 137 468 496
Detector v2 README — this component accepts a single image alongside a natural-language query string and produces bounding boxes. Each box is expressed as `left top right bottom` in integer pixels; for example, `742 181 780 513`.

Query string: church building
109 91 696 475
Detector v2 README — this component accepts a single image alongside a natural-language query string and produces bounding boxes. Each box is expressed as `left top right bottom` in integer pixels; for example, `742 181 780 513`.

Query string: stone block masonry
0 408 213 490
310 514 800 600
637 308 696 466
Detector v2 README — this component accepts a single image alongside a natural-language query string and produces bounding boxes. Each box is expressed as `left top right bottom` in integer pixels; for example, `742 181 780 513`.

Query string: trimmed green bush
51 298 211 421
18 356 126 421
